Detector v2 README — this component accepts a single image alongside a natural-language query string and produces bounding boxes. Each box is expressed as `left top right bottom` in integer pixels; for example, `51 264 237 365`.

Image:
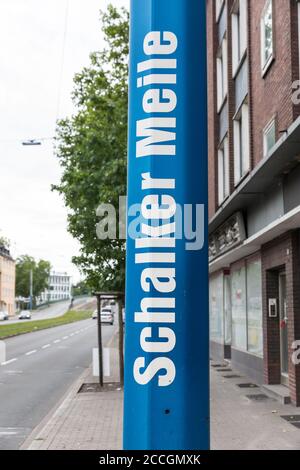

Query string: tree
72 280 91 297
16 255 51 305
53 5 128 292
0 231 10 249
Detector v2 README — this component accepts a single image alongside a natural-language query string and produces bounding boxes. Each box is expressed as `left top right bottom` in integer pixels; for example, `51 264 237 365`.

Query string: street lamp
22 139 42 146
29 269 33 311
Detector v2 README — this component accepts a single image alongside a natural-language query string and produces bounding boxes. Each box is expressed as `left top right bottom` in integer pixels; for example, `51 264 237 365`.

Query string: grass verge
0 310 92 340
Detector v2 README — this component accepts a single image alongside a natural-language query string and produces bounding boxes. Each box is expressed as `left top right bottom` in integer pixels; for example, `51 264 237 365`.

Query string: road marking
53 339 61 344
0 431 18 435
42 344 51 349
0 427 28 436
69 333 74 337
62 336 69 340
25 350 37 356
3 370 23 375
1 358 17 366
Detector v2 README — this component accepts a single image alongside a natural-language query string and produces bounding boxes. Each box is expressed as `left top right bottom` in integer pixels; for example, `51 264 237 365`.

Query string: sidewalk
24 358 300 450
23 332 123 451
211 364 300 450
25 367 123 450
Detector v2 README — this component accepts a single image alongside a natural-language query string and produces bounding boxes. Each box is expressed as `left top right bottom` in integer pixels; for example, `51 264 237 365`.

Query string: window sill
218 194 230 209
261 54 275 79
232 51 247 80
216 1 225 23
234 170 250 189
217 95 227 115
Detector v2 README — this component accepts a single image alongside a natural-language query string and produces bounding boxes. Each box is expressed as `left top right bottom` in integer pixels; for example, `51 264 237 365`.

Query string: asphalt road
0 318 116 450
4 297 93 325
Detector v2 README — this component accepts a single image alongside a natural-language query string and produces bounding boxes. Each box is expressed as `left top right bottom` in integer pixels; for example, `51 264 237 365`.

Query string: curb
20 329 121 450
20 365 92 450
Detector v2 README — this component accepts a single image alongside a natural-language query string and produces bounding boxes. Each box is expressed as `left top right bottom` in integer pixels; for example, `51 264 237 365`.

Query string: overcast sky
0 0 129 283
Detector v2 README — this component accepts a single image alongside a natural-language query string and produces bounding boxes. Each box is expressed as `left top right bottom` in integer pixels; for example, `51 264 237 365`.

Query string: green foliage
0 231 10 249
53 5 129 292
72 280 91 297
0 310 92 340
16 255 51 301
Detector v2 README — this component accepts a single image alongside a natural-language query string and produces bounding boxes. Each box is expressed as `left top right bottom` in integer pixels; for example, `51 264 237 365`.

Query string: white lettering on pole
133 31 178 388
143 32 178 55
136 118 176 158
134 357 176 387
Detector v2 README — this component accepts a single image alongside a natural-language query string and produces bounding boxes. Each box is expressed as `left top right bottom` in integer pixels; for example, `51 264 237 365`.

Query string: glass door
224 274 232 347
279 273 289 386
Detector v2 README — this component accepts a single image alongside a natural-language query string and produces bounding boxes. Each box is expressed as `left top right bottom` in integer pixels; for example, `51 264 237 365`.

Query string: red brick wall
207 0 218 219
262 231 300 406
227 0 236 194
249 0 295 168
291 0 300 120
207 0 300 219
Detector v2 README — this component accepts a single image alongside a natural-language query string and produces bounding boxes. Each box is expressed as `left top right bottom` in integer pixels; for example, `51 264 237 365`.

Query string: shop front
209 219 300 405
262 231 300 405
209 252 264 385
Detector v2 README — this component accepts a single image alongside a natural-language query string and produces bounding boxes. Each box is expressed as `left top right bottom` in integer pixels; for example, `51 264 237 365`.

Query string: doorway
279 273 289 386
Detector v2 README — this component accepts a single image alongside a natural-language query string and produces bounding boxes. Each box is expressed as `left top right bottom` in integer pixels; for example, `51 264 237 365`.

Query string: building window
263 118 276 157
232 0 248 76
210 274 224 343
233 102 250 185
217 37 228 111
261 0 274 74
216 0 225 22
218 136 230 205
231 258 263 356
247 259 263 357
224 274 232 346
231 265 247 351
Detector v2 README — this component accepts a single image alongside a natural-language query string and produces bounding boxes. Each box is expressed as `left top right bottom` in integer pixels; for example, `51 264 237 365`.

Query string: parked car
101 308 114 325
18 310 31 320
92 308 114 325
0 311 8 321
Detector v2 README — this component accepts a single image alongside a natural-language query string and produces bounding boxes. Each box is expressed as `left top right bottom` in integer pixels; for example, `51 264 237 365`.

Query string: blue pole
124 0 209 450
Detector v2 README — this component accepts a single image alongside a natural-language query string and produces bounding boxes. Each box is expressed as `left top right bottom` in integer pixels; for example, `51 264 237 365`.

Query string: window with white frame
231 257 263 356
231 265 247 351
210 274 224 343
261 0 273 73
234 102 250 185
246 258 263 357
217 37 228 111
216 0 225 22
263 118 276 157
218 136 230 205
232 0 248 75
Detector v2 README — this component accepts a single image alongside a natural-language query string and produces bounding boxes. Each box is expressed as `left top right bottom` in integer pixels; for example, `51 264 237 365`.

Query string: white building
40 271 72 303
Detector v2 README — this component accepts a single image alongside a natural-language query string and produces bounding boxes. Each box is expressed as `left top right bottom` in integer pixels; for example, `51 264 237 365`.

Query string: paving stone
26 363 300 450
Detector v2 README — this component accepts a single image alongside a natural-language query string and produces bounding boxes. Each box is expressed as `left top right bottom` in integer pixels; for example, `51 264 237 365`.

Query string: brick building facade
208 0 300 405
